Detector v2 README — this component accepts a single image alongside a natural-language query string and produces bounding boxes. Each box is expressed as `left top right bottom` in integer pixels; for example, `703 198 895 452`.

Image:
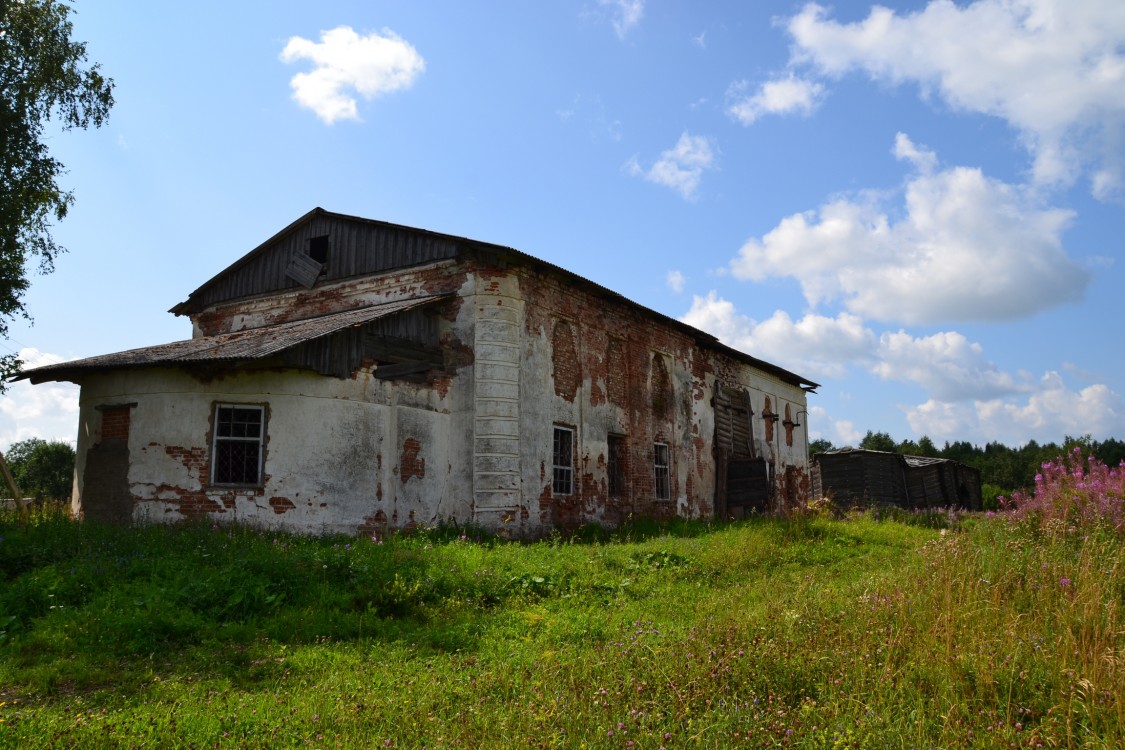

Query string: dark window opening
307 235 330 265
608 434 626 497
212 405 264 485
654 442 670 500
553 426 574 495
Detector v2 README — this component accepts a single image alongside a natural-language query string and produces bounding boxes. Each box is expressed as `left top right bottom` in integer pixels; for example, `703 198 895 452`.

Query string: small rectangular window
553 426 573 495
608 434 626 497
212 405 264 485
653 442 670 500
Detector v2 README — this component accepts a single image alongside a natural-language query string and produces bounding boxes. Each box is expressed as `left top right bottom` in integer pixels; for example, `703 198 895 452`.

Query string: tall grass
0 470 1121 748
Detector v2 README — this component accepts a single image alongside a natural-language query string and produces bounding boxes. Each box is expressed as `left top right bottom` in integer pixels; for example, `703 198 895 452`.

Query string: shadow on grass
0 508 944 698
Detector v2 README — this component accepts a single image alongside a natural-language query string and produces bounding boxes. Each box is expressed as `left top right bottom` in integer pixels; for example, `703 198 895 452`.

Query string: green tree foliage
0 0 114 382
5 437 74 500
915 435 939 457
859 430 896 452
808 437 834 458
1095 437 1125 468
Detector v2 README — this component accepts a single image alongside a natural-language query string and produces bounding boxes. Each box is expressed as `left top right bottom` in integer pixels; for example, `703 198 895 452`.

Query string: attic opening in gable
285 235 331 289
307 235 330 265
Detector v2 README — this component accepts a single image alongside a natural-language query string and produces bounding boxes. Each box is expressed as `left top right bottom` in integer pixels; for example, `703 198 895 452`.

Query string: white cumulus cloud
905 372 1123 444
666 270 685 293
280 26 425 124
786 0 1125 199
730 135 1089 325
727 75 825 125
873 330 1024 401
0 348 80 450
679 294 1125 444
807 406 863 446
626 132 717 200
681 292 875 380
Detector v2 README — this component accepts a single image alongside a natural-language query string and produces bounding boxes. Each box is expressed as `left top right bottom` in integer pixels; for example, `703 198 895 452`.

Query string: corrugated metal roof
902 455 953 468
17 295 450 384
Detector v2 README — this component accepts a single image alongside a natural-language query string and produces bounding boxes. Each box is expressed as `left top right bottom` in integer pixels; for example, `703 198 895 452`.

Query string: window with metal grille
653 442 670 500
608 434 626 497
552 426 573 495
212 405 264 485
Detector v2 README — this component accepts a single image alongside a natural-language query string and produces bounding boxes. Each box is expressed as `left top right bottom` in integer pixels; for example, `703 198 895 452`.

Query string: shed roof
16 295 449 385
813 448 979 472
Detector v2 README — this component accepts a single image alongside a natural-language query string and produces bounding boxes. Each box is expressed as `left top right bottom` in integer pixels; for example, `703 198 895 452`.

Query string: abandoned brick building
19 208 818 536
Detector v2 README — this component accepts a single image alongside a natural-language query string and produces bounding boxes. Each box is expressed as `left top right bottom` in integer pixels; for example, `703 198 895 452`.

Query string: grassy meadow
0 453 1122 748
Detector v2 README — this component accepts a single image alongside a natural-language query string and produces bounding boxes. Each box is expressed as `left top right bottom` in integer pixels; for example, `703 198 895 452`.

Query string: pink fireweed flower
1004 450 1125 535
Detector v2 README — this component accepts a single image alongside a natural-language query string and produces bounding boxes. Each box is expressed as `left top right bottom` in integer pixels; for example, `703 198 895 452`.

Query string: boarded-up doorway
82 404 135 524
713 383 769 518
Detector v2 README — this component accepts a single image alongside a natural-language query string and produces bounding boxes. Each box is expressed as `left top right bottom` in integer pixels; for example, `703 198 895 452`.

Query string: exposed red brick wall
552 319 580 401
401 437 425 482
269 496 296 514
606 338 627 408
763 397 775 444
165 445 206 472
358 509 389 537
101 406 131 441
650 353 671 418
520 266 707 529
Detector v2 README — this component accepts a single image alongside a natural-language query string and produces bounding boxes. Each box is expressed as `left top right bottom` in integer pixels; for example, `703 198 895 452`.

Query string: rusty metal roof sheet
16 295 450 384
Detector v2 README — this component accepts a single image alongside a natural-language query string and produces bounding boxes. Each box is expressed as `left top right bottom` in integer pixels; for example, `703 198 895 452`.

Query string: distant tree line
810 431 1125 498
3 438 75 501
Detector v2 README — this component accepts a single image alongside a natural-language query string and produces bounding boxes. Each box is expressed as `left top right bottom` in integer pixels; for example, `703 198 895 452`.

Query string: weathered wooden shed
18 208 819 536
810 449 981 510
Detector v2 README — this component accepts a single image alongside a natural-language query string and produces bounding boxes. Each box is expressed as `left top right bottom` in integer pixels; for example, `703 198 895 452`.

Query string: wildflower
1059 578 1071 587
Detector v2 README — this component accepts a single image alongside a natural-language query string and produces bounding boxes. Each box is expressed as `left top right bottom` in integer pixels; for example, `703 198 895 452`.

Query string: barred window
653 442 670 500
212 405 264 485
553 426 574 495
608 434 626 497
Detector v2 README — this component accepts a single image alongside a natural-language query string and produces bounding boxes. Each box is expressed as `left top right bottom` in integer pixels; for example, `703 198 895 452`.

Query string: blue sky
4 0 1124 451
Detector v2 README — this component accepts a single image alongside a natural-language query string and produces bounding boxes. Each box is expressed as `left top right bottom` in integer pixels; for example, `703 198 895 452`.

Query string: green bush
980 482 1006 510
3 439 75 501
